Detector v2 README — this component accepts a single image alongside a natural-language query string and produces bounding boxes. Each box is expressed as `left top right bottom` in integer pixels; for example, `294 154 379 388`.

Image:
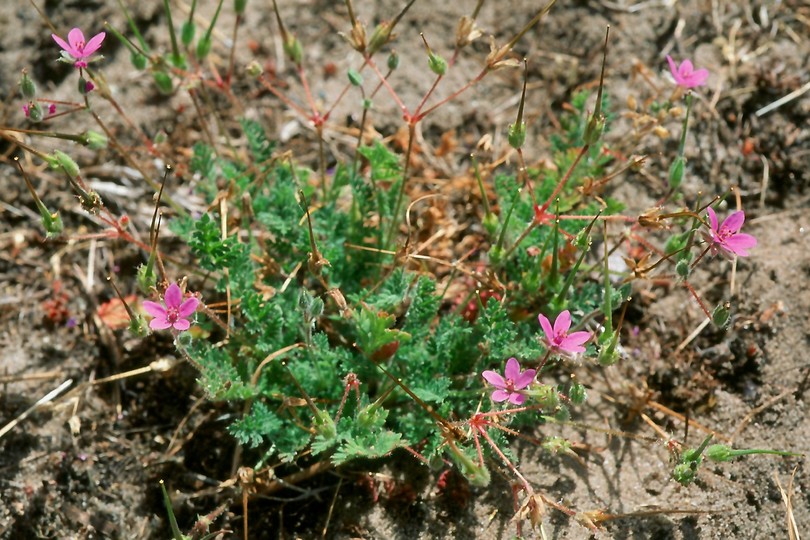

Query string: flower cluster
482 311 591 404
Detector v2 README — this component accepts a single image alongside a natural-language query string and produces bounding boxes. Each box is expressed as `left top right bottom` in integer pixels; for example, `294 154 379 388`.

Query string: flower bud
80 130 108 150
131 52 148 70
569 381 587 404
25 102 44 122
508 122 526 149
19 70 37 99
428 52 448 76
367 21 393 55
196 37 213 60
387 50 399 71
246 60 263 78
664 232 689 255
136 263 155 294
525 384 559 409
53 150 80 180
283 35 303 65
675 259 690 279
584 113 605 145
153 71 174 94
711 302 730 328
41 210 64 238
672 461 698 486
181 21 196 47
488 245 504 265
313 410 336 440
347 68 363 87
705 444 733 462
669 155 685 189
362 98 372 110
482 212 499 236
128 313 150 337
234 0 248 15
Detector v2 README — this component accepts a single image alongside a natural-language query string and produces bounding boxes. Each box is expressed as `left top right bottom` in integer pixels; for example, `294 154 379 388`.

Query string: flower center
716 227 733 242
504 378 516 393
165 307 180 324
76 40 86 53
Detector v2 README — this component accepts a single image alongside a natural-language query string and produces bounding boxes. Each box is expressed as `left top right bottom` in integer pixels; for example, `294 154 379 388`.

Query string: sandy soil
1 0 809 538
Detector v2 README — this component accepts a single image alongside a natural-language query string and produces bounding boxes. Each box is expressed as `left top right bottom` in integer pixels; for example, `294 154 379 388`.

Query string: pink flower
701 207 757 259
538 310 591 356
52 28 106 68
143 283 199 331
48 103 57 115
22 103 30 117
482 358 536 405
666 55 709 89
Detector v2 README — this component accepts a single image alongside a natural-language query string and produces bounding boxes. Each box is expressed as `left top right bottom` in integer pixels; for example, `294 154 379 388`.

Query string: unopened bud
196 37 213 60
25 102 44 122
367 21 393 55
246 60 263 78
181 21 196 47
128 313 150 337
705 444 733 462
482 212 499 236
153 71 174 94
507 122 526 149
668 155 685 189
41 209 64 238
584 113 605 145
283 35 303 65
387 50 399 71
53 150 80 180
347 68 363 87
712 302 730 328
428 52 447 76
675 259 690 279
234 0 248 15
569 381 587 404
19 70 37 99
672 461 698 486
313 410 336 440
131 52 148 70
81 130 108 150
136 263 155 294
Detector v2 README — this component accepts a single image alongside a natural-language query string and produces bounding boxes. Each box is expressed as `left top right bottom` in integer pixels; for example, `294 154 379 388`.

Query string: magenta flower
482 358 536 405
666 55 709 89
143 283 199 331
52 28 106 68
538 310 591 356
701 207 757 259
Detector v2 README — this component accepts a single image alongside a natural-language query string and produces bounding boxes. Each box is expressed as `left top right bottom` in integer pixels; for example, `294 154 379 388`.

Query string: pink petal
553 310 572 336
504 357 521 380
538 313 554 340
142 300 167 318
563 330 591 347
707 207 719 231
679 59 694 77
83 32 106 56
67 28 85 52
52 34 71 52
482 370 505 389
491 389 510 402
149 317 172 330
173 319 191 331
689 68 709 87
508 392 526 405
164 283 183 309
513 369 536 390
666 56 678 77
178 297 199 318
724 234 757 256
721 211 745 233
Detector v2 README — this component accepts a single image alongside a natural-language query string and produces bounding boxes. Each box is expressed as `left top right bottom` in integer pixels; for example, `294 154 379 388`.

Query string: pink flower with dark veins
482 358 536 405
701 207 757 259
52 28 106 68
538 310 591 356
143 283 199 331
666 55 709 89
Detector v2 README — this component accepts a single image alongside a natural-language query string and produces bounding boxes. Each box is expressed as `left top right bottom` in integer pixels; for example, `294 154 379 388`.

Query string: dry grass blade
774 467 801 540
